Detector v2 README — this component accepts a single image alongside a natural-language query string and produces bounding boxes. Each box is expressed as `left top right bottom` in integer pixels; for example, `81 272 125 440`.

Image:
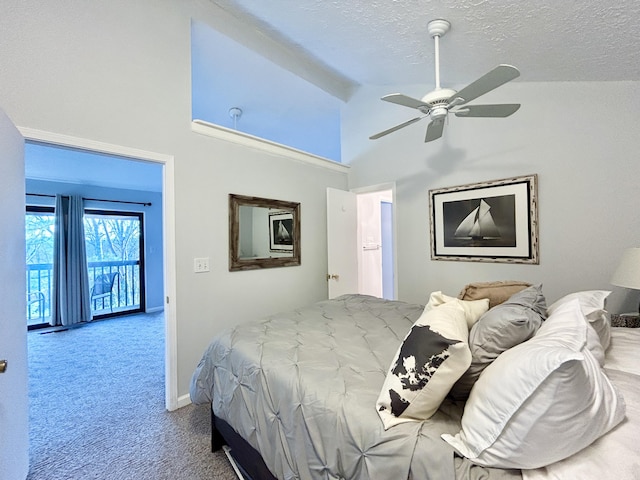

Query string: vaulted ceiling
26 1 640 187
207 0 640 100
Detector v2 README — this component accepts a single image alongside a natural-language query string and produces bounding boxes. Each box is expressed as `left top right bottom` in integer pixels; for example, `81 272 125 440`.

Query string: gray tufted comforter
190 294 521 480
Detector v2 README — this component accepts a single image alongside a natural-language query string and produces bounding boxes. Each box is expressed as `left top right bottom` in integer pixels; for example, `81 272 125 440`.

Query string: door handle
326 274 340 281
0 359 6 373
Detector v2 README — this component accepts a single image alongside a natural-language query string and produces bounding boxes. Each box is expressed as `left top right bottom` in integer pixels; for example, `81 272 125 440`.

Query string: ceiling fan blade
381 93 430 110
425 118 445 143
449 65 520 106
369 117 424 140
454 104 521 118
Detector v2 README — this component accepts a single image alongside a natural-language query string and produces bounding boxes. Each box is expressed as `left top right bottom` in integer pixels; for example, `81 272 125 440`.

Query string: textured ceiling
209 0 640 98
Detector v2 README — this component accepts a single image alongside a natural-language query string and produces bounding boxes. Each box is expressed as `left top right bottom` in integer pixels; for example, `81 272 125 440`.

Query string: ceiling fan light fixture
429 106 448 121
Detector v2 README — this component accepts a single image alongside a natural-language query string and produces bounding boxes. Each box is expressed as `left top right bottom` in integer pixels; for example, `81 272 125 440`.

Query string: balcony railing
26 260 141 326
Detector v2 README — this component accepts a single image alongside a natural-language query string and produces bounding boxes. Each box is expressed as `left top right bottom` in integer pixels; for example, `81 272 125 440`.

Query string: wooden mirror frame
229 194 301 271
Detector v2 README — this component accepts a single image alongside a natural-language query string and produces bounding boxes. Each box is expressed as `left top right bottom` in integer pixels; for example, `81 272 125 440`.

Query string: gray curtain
51 194 91 326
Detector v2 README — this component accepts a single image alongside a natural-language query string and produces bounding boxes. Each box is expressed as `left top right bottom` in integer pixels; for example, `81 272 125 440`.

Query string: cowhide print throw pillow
376 299 472 429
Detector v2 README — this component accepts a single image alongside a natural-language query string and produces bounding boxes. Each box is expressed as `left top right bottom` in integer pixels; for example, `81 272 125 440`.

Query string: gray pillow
449 284 547 400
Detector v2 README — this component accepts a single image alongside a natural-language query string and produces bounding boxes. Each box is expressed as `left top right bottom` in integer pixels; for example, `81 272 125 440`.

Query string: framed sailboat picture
269 211 294 252
429 174 539 264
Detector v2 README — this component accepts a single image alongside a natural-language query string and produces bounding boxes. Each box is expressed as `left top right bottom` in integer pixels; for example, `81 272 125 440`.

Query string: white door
326 187 358 298
0 109 28 479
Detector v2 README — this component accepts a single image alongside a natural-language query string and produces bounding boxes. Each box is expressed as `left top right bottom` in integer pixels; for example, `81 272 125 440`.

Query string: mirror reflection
238 206 294 259
229 194 300 271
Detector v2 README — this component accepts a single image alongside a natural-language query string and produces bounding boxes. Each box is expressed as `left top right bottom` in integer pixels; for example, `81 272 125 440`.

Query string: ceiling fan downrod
427 19 450 90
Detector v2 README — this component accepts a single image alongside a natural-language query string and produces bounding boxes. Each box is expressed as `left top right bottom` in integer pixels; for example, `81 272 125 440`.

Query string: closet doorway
327 184 396 300
356 187 395 300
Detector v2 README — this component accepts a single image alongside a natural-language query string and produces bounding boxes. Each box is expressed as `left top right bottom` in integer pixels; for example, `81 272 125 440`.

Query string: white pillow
442 299 626 469
548 290 611 351
424 291 489 329
376 301 471 429
523 368 639 480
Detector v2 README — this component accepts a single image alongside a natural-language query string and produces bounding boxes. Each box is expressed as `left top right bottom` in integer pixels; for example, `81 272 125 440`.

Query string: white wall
0 0 348 399
343 81 640 313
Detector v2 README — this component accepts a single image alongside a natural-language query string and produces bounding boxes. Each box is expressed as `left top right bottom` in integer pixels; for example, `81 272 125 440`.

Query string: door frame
18 127 180 411
352 182 397 301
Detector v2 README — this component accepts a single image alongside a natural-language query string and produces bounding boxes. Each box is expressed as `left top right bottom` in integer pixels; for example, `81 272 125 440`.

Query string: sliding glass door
25 206 55 327
84 210 145 319
25 207 145 328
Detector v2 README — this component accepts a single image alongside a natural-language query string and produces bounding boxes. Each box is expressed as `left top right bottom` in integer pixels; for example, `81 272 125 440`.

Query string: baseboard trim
176 394 192 409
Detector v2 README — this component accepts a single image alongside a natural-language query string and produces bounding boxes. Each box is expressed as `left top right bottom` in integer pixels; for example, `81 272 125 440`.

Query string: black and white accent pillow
376 300 472 429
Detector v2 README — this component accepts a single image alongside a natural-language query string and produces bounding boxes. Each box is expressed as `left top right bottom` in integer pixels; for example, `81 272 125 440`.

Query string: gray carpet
27 312 238 480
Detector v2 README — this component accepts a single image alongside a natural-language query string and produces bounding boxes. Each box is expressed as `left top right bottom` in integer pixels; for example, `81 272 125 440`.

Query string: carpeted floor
27 312 238 480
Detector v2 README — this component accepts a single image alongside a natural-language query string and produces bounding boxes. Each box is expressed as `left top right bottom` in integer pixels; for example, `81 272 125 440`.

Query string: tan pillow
458 281 531 309
424 291 490 329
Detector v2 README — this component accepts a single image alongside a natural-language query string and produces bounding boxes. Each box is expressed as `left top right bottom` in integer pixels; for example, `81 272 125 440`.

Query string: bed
190 285 640 480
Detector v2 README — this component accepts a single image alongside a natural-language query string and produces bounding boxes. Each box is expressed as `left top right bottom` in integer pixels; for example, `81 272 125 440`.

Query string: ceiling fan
370 19 521 143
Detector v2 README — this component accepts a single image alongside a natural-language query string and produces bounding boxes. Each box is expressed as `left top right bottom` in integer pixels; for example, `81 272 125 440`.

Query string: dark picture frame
269 211 294 252
429 174 538 264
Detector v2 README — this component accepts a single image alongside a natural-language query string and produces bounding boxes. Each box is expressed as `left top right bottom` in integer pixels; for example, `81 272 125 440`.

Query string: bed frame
211 409 277 480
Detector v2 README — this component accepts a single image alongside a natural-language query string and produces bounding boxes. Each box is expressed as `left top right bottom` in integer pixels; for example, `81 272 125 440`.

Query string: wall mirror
229 194 301 271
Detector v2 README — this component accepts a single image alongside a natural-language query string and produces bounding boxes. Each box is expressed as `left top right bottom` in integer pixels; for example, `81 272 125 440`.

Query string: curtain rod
26 193 152 207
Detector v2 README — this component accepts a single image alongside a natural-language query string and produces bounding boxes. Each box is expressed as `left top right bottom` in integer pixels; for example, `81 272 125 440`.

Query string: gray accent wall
342 81 640 314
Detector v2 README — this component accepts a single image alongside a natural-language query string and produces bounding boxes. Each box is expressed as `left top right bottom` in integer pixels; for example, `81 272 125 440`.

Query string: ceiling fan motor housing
421 88 457 108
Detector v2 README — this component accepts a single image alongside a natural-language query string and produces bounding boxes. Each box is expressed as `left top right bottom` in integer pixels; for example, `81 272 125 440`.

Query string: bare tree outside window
25 207 145 327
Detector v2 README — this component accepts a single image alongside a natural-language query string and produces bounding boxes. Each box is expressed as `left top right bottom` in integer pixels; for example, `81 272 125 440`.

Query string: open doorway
326 185 396 300
356 186 395 300
22 135 178 470
25 141 164 322
20 128 178 411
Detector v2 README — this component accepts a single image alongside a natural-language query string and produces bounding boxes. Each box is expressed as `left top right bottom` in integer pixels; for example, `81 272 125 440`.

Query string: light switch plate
194 257 210 273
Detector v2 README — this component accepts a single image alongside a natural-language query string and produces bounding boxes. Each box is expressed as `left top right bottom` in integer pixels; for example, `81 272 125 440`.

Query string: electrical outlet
194 257 210 273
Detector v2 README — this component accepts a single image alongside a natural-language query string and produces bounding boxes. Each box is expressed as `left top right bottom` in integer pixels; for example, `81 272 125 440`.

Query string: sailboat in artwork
276 220 291 243
454 199 501 240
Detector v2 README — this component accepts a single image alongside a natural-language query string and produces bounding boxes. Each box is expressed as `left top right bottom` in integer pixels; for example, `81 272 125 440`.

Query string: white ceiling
209 0 640 98
25 142 163 193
